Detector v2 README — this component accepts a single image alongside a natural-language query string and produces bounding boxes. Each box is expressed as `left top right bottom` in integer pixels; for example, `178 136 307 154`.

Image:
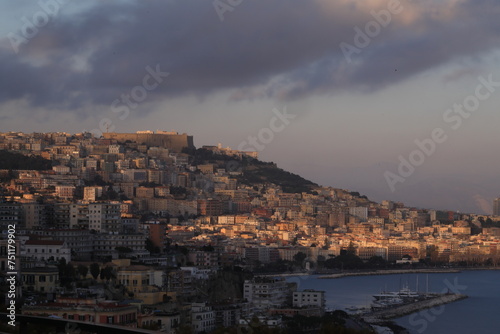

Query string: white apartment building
23 240 71 263
191 303 216 333
88 203 121 232
292 290 325 309
243 277 292 311
349 206 368 221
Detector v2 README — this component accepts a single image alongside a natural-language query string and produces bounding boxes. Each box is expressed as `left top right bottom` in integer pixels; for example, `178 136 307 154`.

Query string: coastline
260 267 500 279
317 269 462 279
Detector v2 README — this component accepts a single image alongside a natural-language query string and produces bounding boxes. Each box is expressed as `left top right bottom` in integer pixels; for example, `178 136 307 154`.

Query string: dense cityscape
3 0 500 332
1 130 500 333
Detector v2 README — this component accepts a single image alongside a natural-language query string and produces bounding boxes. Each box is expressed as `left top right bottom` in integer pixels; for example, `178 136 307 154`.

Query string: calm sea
285 270 500 334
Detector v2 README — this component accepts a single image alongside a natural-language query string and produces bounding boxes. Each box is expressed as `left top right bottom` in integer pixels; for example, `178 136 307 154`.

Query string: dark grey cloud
1 0 500 114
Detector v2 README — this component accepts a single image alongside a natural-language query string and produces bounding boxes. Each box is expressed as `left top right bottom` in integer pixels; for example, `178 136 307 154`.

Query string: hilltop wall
103 132 194 152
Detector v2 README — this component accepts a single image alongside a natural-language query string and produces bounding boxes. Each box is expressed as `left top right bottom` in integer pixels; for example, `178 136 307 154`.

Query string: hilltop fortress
103 130 194 152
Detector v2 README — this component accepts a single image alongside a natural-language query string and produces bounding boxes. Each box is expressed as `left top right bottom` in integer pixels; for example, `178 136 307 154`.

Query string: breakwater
318 269 461 279
362 293 468 323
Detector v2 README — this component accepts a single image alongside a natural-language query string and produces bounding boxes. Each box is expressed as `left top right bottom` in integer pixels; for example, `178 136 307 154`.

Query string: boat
373 283 420 302
346 306 360 311
345 305 370 314
371 297 404 309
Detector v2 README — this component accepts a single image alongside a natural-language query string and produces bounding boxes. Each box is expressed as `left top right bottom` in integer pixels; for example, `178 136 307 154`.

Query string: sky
1 0 500 214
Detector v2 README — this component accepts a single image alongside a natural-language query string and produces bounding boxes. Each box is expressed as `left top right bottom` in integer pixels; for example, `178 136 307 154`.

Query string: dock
362 293 468 323
318 269 461 279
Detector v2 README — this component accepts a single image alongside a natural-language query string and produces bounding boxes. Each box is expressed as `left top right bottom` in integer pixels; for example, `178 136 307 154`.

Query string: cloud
1 0 500 116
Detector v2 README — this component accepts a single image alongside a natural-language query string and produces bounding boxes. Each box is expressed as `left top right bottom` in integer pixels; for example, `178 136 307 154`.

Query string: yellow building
22 267 59 293
117 265 166 305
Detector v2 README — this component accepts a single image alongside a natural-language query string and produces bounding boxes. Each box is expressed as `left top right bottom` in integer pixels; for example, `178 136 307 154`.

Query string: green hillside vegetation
187 148 318 193
237 159 318 193
0 150 52 170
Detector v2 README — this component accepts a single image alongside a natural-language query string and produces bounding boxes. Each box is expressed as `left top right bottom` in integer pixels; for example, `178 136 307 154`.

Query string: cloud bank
1 0 499 116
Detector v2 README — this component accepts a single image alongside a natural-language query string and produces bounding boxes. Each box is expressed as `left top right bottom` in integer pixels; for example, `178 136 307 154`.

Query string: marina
341 277 469 327
362 293 468 324
286 271 499 333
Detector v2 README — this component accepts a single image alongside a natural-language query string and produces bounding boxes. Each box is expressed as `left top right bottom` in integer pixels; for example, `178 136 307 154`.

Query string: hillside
0 150 52 170
237 160 318 193
189 148 318 193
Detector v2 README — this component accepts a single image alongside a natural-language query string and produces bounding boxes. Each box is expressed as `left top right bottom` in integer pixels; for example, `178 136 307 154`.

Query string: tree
145 238 155 252
169 186 188 196
367 256 387 268
324 254 364 270
57 258 67 286
427 245 439 263
65 264 76 282
201 244 214 252
58 260 76 287
77 264 88 278
178 246 189 256
100 266 114 281
90 174 109 186
0 150 52 170
90 263 100 280
293 252 307 266
346 241 356 256
99 186 119 200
